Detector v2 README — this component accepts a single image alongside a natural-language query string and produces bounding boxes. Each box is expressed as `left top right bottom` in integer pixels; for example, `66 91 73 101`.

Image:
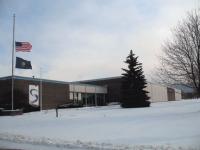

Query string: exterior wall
0 77 70 110
0 76 107 110
0 78 33 109
167 88 175 101
15 79 70 110
14 79 36 108
0 79 12 108
145 83 168 102
69 84 107 93
0 76 183 111
175 89 182 100
172 84 195 99
80 78 122 103
182 92 195 99
41 82 69 109
80 77 181 103
69 83 107 106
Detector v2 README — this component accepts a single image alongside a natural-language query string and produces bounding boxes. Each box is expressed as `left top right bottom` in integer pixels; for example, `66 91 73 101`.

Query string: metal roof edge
0 76 70 84
69 82 107 88
73 76 122 83
74 76 182 91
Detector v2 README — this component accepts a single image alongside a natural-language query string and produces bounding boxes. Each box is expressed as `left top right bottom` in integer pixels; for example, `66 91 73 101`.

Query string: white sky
0 0 198 81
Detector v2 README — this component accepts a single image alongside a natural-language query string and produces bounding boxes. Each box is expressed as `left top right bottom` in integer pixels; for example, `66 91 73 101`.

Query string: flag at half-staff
15 57 32 69
15 41 32 52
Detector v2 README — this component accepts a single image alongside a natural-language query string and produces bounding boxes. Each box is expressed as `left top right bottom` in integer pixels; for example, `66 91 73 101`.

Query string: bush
121 100 150 108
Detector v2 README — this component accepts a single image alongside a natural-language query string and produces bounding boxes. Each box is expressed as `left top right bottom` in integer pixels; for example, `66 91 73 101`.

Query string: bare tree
157 10 200 95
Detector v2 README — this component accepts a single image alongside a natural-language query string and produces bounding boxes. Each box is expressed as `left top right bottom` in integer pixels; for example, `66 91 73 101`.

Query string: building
77 76 182 103
0 76 181 111
172 84 196 99
0 76 107 111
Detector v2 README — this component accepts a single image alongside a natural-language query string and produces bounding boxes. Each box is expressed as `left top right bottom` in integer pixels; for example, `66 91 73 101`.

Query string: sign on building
29 85 39 107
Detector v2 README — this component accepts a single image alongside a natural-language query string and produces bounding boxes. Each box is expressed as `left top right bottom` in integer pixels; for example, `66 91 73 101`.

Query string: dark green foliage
121 50 150 108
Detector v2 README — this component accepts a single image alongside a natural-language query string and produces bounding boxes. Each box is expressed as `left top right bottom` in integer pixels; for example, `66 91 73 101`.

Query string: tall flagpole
11 14 15 110
40 67 43 111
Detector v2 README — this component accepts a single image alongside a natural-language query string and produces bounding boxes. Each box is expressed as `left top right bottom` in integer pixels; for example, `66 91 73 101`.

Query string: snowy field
0 99 200 150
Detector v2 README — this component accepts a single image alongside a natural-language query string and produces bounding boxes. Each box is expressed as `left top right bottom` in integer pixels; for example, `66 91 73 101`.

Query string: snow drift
0 99 200 150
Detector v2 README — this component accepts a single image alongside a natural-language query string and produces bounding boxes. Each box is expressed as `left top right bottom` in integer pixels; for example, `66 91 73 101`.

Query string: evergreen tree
121 50 150 108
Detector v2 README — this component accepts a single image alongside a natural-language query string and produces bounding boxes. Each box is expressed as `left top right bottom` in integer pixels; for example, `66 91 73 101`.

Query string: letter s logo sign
29 85 39 107
30 89 39 104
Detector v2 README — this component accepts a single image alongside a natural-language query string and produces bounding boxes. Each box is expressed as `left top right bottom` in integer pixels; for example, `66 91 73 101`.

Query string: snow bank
0 132 196 150
0 99 200 150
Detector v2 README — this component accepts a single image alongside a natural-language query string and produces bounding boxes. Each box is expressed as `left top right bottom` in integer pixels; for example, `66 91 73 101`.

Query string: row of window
69 92 106 106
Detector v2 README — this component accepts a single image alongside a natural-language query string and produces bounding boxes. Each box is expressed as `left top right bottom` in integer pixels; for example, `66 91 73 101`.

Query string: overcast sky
0 0 198 81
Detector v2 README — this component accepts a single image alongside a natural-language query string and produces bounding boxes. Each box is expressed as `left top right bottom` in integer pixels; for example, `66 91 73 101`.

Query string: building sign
29 85 39 107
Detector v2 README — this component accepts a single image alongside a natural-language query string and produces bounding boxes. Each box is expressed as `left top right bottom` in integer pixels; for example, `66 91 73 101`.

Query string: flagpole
11 14 15 110
40 67 43 111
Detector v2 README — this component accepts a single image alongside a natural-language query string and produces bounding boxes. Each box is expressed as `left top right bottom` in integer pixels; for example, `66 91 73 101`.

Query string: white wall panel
75 85 85 93
69 84 85 92
175 89 182 100
69 92 73 100
95 86 107 93
69 84 73 92
78 93 81 100
69 84 107 94
85 86 95 93
146 83 168 103
70 82 181 103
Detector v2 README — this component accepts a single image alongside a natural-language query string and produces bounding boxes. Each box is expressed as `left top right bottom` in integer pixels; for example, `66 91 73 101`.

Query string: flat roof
0 76 181 91
0 76 107 88
0 76 70 85
74 76 122 83
74 76 181 91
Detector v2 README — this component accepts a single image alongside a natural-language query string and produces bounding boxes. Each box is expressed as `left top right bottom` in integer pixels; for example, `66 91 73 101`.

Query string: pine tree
121 50 150 108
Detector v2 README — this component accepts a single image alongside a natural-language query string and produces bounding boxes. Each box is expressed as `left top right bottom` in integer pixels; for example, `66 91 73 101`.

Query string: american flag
15 42 32 52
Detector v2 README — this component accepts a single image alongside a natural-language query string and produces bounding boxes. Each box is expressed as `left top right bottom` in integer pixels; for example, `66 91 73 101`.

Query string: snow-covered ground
0 99 200 150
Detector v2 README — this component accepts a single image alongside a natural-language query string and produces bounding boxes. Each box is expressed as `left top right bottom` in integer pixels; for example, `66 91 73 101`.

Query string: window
70 92 73 100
